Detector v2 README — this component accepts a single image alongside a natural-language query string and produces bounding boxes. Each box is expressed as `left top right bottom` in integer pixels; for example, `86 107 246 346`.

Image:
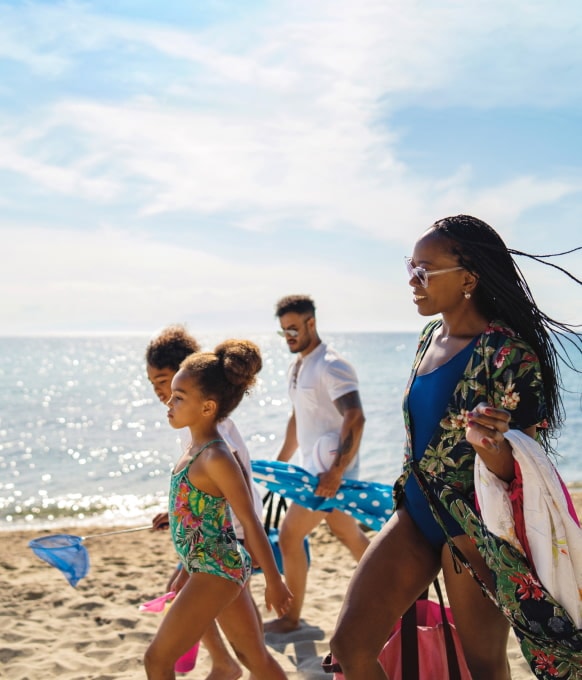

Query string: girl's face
166 369 214 429
146 364 176 404
408 230 469 317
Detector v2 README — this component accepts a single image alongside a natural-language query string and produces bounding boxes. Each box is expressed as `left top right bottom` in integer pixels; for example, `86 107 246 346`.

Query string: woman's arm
466 407 537 482
466 331 546 482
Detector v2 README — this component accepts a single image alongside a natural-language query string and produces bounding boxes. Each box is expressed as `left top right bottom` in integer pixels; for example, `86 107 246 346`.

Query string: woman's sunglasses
405 257 463 288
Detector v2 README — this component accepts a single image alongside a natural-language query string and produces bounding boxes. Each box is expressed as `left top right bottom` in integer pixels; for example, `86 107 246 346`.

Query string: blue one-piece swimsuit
403 338 478 552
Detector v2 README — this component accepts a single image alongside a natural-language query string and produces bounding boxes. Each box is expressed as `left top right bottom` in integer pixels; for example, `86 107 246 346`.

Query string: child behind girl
144 339 292 680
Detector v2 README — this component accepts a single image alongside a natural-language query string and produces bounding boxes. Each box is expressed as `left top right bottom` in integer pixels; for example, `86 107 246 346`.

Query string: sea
1 333 580 532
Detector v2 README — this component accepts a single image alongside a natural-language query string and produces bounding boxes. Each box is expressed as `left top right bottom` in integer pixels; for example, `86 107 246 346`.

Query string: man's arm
315 390 365 498
276 411 299 462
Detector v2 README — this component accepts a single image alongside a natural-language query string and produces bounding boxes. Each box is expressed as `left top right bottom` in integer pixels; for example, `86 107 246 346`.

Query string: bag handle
263 490 274 531
262 490 288 532
400 579 462 680
400 596 419 680
321 580 463 678
433 579 462 680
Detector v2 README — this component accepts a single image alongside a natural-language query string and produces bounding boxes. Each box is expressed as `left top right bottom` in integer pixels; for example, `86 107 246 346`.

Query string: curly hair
275 295 316 318
429 215 581 443
180 339 262 420
145 325 201 371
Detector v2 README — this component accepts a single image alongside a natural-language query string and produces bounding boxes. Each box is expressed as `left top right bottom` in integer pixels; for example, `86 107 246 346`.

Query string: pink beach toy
174 643 199 673
139 592 200 673
139 591 176 613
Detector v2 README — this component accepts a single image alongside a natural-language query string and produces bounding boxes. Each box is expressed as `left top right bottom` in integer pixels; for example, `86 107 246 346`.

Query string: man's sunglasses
277 317 312 338
277 328 300 338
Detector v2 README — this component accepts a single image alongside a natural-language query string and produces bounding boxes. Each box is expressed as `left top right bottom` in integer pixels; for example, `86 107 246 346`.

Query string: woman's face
407 230 468 317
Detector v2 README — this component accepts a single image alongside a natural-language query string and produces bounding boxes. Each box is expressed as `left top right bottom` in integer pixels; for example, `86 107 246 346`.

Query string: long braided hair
431 214 581 444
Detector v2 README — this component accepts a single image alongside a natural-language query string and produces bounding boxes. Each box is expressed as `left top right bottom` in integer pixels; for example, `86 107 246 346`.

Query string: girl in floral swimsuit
144 340 292 680
331 215 582 680
169 438 252 586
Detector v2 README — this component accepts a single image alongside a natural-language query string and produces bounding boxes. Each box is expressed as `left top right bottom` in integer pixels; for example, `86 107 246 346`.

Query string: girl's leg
442 536 511 680
164 565 242 679
217 586 287 680
201 621 242 680
144 573 241 680
330 508 441 680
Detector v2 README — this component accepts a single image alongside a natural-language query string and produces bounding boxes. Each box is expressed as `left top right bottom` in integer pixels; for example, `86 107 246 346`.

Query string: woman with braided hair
331 215 582 679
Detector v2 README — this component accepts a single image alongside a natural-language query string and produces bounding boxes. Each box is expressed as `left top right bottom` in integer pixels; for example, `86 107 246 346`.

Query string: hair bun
214 339 262 388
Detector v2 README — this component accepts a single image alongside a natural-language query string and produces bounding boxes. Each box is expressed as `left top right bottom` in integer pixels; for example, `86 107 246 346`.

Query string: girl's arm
207 449 293 616
231 449 254 498
170 564 189 595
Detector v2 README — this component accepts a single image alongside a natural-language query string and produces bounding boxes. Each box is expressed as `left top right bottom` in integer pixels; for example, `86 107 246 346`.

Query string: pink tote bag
323 580 471 680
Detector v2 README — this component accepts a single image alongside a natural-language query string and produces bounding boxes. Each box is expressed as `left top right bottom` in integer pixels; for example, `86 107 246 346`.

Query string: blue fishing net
28 534 90 587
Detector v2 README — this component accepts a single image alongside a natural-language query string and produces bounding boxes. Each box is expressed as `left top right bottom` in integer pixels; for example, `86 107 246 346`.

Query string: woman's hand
265 577 293 618
466 403 510 450
466 403 514 481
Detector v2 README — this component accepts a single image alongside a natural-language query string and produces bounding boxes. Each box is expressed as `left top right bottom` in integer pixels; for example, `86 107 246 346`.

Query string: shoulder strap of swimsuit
187 438 225 467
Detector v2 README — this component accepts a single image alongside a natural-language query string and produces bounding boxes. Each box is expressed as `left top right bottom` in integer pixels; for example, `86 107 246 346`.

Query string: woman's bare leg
442 536 511 680
330 509 440 680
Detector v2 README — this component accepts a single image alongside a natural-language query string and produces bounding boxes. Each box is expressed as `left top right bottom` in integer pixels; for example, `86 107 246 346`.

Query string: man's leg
325 509 370 561
263 503 325 633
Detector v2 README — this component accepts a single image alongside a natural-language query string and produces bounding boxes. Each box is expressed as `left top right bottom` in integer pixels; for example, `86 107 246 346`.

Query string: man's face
146 364 176 404
278 312 314 354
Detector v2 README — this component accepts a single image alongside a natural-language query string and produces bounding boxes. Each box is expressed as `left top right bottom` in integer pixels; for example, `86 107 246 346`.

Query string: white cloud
5 93 579 248
0 1 580 333
0 134 119 200
0 225 414 333
3 220 578 336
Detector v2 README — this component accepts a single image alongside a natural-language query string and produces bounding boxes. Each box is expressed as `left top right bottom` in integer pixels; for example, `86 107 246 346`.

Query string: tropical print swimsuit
394 319 547 505
169 439 252 588
395 320 582 679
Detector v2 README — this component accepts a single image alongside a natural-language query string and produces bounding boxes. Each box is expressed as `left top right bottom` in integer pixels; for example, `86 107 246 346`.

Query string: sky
1 0 581 335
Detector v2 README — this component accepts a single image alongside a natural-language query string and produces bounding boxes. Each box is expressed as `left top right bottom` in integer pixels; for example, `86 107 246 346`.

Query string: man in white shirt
264 295 370 633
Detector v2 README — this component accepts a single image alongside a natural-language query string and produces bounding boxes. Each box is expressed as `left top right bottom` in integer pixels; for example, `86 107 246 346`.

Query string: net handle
81 525 152 541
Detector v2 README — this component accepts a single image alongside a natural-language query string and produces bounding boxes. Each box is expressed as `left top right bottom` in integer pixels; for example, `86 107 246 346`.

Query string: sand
1 490 581 680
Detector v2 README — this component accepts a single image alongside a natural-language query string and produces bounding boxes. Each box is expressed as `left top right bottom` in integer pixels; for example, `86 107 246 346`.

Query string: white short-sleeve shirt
289 342 360 478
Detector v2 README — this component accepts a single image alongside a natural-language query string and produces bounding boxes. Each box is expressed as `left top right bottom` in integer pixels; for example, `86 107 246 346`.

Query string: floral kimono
394 319 582 679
